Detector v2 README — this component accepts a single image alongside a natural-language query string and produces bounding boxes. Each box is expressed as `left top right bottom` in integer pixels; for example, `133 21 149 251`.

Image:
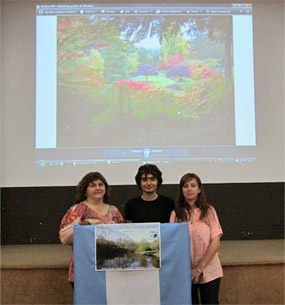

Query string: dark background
1 182 284 244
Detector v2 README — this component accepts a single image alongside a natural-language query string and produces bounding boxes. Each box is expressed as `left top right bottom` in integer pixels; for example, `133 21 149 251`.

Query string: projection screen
1 0 284 186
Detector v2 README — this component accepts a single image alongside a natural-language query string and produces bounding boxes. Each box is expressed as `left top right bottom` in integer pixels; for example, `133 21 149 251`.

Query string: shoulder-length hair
175 173 211 222
74 172 111 204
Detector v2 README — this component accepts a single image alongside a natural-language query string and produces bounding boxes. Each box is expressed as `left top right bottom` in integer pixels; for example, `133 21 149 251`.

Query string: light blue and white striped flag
74 223 191 305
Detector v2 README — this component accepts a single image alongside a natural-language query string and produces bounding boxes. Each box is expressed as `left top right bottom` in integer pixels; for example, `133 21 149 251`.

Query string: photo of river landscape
95 223 161 271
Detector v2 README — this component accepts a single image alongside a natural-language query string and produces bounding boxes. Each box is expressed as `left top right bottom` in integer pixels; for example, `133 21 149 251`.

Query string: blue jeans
192 277 221 305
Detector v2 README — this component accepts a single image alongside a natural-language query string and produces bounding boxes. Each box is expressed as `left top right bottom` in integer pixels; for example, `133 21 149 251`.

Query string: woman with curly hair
59 172 124 286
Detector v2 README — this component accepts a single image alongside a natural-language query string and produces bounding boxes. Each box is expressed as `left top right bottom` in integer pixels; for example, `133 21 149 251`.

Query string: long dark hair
175 173 211 222
74 172 111 204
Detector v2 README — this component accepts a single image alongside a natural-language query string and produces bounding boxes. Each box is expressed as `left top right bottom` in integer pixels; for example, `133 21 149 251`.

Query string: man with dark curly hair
124 164 174 223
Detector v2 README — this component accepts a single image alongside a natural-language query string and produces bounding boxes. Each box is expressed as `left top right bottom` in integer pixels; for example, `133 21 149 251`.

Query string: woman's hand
80 219 104 226
191 235 221 284
59 227 74 245
191 267 202 284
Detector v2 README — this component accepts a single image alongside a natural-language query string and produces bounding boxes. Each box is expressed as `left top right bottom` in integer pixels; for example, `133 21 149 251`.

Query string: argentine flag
73 223 191 305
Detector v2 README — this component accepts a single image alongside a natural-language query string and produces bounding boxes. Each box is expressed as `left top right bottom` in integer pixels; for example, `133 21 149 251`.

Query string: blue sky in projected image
135 34 161 49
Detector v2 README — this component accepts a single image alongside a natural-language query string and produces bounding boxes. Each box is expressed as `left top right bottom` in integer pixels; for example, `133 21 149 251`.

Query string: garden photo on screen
57 14 235 147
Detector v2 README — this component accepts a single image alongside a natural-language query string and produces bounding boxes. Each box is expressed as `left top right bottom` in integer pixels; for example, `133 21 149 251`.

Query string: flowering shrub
176 70 232 119
115 79 178 119
116 80 150 91
201 69 225 89
136 64 159 82
201 69 220 80
57 23 75 29
63 51 87 58
166 65 191 79
161 54 186 69
186 60 207 77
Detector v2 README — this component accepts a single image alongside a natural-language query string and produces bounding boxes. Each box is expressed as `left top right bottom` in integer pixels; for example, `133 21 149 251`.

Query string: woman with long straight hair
170 173 223 305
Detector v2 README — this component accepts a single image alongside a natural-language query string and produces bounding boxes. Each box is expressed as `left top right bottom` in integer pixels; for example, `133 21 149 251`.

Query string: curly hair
175 173 211 222
135 164 163 189
74 172 111 204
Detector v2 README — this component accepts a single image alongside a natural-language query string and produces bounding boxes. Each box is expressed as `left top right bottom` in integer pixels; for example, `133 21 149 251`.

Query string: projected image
56 14 235 147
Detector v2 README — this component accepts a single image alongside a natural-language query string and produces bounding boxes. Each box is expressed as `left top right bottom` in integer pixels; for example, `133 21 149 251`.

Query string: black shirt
124 194 175 223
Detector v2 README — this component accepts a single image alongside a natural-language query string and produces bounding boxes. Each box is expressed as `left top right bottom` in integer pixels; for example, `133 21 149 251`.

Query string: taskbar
36 157 255 167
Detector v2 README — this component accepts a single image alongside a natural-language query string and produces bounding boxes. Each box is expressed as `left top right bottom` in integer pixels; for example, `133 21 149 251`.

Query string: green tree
138 239 150 253
112 15 233 81
137 47 154 65
101 43 130 84
184 16 233 81
160 26 190 60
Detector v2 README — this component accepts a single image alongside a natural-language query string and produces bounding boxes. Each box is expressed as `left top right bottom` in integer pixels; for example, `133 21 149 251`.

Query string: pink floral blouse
59 202 124 282
170 207 223 284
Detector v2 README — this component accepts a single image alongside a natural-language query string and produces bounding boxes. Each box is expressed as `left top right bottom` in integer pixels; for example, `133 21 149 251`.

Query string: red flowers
161 54 186 69
91 44 108 50
57 23 75 29
116 80 149 91
65 51 87 58
201 69 220 79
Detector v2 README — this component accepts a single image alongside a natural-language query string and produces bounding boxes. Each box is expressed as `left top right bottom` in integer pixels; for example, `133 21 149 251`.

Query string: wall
1 182 284 244
1 0 284 245
1 242 284 304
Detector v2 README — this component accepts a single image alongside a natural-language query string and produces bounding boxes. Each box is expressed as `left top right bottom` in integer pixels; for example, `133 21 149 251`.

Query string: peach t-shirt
170 207 223 284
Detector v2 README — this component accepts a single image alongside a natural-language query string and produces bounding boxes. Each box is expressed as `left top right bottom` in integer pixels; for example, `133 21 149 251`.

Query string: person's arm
59 206 79 245
59 227 74 245
169 210 176 223
191 235 221 283
110 205 125 224
59 218 105 245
